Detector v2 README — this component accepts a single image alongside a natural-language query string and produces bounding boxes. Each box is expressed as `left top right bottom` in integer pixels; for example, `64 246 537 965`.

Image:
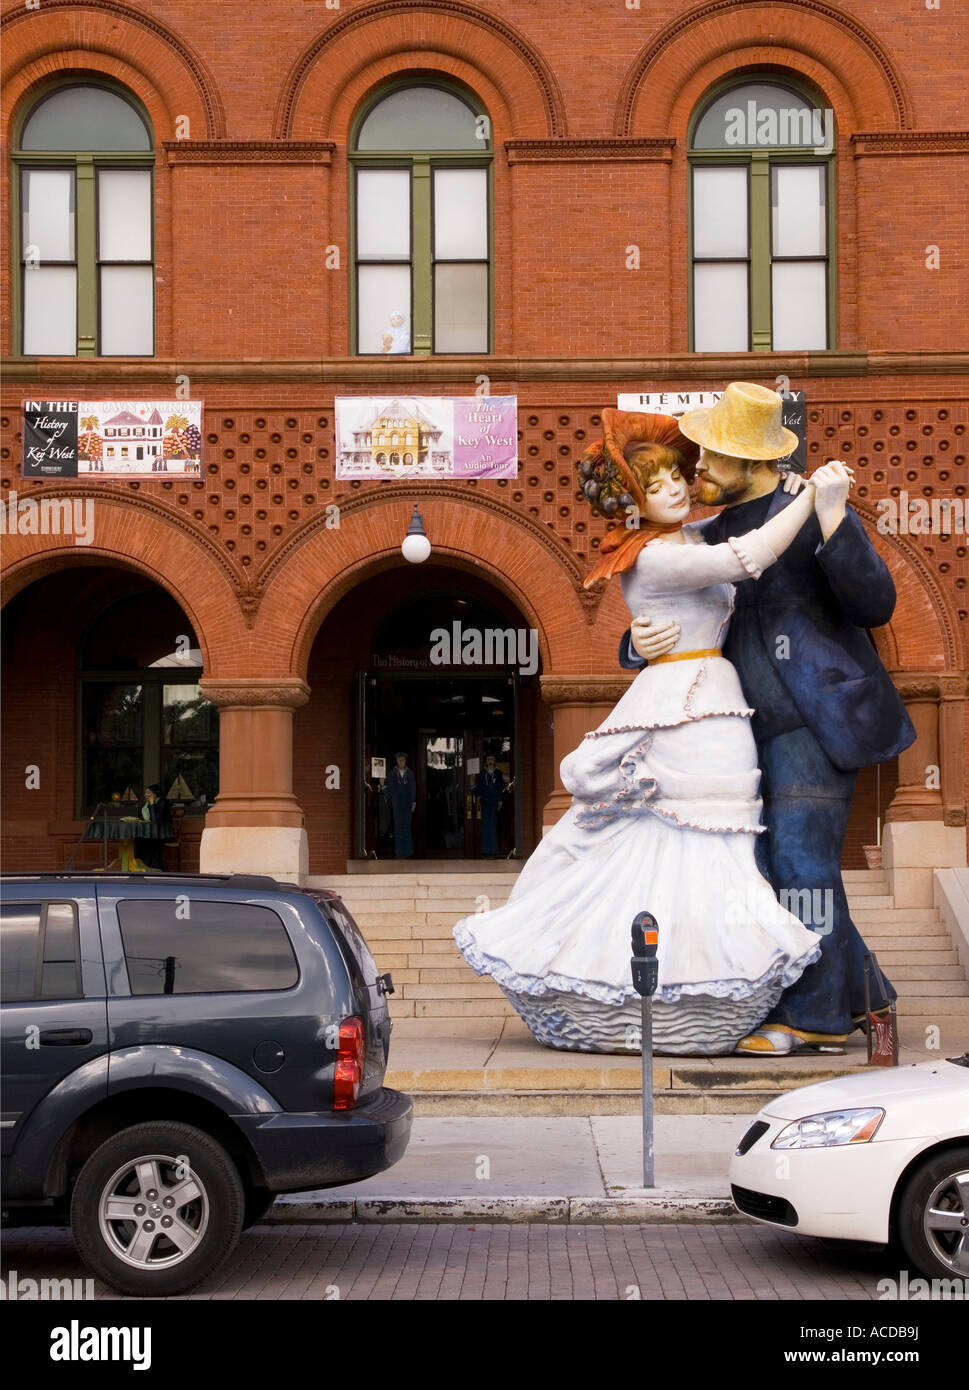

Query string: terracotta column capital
540 673 633 706
891 673 941 702
200 677 310 710
937 672 969 701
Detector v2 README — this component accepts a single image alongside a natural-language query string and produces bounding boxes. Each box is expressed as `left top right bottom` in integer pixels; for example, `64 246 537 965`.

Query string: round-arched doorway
295 562 550 871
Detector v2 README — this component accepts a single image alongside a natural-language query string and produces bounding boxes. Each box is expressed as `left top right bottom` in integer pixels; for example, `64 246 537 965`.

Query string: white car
729 1054 969 1280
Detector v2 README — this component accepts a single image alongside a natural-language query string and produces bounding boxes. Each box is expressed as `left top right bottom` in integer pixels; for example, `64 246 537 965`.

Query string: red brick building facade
2 0 967 900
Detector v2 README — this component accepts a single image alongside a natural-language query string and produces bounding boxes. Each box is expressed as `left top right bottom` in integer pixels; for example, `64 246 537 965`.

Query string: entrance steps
308 866 969 1113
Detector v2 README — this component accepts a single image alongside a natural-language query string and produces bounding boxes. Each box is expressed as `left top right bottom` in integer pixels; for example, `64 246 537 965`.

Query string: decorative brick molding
615 0 912 135
4 352 968 386
164 141 336 166
255 483 588 597
274 0 567 138
505 139 675 164
0 0 227 138
852 131 969 156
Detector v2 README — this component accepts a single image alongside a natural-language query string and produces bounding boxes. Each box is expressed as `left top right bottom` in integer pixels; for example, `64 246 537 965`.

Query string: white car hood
762 1059 969 1131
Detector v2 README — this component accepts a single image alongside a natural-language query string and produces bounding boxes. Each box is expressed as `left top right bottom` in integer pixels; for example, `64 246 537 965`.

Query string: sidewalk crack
483 1017 505 1068
590 1115 610 1198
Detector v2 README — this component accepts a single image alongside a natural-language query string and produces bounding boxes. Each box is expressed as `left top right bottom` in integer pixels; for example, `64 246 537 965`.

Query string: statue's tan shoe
736 1025 848 1056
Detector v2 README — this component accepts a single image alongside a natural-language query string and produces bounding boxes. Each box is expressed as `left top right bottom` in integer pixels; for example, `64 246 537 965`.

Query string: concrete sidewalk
268 1114 748 1225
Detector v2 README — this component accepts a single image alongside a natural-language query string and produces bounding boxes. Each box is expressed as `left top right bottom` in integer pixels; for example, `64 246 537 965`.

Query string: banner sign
335 396 518 479
23 400 79 478
22 401 203 478
617 389 806 473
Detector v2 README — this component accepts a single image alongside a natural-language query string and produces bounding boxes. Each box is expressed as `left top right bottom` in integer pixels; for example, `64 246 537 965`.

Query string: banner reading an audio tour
335 396 518 479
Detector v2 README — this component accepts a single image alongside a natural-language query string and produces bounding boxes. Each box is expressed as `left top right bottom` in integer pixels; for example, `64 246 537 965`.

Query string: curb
265 1193 747 1225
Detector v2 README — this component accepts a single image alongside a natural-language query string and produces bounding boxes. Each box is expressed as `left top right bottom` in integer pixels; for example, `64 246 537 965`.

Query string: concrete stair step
386 1056 874 1115
852 910 942 929
892 978 967 996
888 964 967 981
875 948 960 965
896 994 969 1012
319 871 520 885
864 935 954 952
403 1089 790 1116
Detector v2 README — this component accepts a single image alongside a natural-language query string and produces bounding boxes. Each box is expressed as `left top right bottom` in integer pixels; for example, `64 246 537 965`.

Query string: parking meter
630 911 659 997
630 911 659 1188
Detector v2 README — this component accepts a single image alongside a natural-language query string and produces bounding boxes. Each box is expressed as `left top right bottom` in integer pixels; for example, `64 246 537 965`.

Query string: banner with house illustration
22 401 203 477
335 396 518 479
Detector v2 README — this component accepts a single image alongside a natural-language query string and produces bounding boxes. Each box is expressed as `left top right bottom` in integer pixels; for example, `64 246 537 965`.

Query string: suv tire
242 1186 276 1230
70 1121 244 1296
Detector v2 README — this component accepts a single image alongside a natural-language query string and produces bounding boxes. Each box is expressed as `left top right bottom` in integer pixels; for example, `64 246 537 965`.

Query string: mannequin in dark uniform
383 752 416 858
472 754 505 857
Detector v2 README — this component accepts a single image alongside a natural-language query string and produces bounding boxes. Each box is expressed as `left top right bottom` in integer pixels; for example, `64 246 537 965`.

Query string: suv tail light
333 1016 365 1111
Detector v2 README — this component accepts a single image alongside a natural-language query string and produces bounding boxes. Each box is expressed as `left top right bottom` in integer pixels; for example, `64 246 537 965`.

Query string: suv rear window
117 899 298 995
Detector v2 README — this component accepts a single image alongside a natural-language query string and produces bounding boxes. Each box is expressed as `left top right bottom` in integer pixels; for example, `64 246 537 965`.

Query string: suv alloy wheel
70 1121 245 1296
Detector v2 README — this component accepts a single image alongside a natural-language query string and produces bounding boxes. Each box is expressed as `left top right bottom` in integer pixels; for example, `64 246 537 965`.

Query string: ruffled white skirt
453 667 821 1055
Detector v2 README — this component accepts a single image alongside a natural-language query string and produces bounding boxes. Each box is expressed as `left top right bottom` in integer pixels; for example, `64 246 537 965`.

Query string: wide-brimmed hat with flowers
578 410 700 587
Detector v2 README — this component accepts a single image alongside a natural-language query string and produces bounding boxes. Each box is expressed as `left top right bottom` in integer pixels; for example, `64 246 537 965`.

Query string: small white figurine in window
382 310 411 354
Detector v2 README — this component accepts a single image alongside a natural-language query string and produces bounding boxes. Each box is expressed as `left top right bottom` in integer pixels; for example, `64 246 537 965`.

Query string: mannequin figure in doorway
383 752 416 858
473 755 505 857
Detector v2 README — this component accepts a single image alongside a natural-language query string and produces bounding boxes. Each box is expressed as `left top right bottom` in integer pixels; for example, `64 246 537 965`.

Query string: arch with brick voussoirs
616 0 910 138
851 502 964 673
251 493 596 684
0 0 225 142
0 493 248 675
273 0 563 141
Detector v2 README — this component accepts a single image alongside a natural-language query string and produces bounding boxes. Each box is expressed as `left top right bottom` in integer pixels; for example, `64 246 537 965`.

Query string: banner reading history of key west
335 396 518 480
22 400 203 478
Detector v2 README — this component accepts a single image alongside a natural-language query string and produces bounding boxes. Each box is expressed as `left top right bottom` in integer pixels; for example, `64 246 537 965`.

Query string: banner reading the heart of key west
335 396 518 479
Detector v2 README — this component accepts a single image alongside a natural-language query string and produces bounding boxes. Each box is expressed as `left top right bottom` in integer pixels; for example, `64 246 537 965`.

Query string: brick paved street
1 1222 908 1301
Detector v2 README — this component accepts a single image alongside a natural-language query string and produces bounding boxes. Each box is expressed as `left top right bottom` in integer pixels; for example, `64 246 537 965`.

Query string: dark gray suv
0 872 412 1296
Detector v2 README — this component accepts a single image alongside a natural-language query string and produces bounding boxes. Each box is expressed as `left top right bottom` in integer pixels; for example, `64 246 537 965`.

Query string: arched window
79 589 216 813
13 81 155 356
350 82 492 354
689 78 834 352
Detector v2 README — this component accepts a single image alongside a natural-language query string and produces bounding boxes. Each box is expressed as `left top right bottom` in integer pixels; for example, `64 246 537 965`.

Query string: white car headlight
771 1107 885 1149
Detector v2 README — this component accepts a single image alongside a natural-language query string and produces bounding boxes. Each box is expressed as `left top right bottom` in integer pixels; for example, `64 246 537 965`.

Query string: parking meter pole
641 993 654 1188
630 911 659 1192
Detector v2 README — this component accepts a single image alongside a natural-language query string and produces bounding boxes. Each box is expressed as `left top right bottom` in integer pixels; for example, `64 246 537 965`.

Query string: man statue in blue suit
473 754 505 857
620 383 915 1055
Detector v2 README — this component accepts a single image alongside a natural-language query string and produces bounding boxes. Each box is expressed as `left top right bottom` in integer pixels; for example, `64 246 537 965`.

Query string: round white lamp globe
402 532 431 563
402 504 431 563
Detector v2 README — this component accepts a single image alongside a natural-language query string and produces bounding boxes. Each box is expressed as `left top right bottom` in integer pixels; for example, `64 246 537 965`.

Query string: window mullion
412 156 432 354
749 151 771 351
76 155 97 355
143 679 162 791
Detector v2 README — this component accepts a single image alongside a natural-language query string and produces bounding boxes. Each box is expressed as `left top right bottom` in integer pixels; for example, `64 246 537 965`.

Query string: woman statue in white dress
453 410 825 1055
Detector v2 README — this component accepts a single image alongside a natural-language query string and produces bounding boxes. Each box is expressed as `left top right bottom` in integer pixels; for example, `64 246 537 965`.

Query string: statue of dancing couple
454 382 915 1057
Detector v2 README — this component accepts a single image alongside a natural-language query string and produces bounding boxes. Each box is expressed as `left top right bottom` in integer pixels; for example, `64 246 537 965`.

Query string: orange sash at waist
648 648 722 665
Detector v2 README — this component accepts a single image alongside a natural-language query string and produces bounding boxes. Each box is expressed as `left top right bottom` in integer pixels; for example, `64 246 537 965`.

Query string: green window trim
687 75 838 353
349 80 494 356
11 78 156 358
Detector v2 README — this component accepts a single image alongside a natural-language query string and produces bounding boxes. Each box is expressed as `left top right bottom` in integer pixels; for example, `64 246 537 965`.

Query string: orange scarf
583 520 684 588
